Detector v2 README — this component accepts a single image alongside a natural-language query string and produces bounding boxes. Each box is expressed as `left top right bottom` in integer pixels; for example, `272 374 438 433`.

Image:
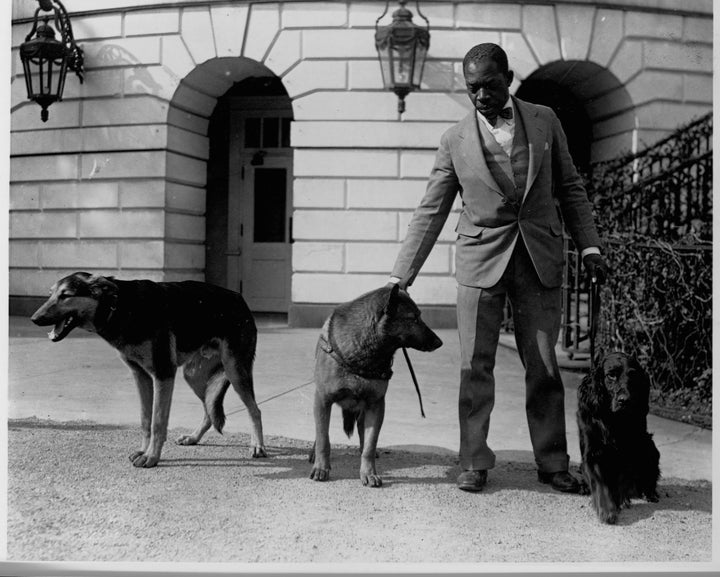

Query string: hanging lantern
19 0 84 122
374 0 430 115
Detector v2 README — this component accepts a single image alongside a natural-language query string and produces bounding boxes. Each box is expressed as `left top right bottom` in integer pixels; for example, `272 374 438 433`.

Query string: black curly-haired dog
576 351 661 524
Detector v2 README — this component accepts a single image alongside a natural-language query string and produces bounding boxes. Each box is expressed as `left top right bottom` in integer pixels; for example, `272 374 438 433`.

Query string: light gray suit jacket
391 97 602 289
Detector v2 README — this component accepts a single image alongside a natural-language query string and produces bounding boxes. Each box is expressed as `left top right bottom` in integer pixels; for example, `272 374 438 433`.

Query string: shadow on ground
6 418 713 564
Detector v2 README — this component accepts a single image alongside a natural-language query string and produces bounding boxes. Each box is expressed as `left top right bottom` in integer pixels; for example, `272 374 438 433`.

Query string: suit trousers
456 239 569 473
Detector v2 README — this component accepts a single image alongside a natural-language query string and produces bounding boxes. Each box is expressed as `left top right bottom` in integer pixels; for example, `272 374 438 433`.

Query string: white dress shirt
476 97 515 158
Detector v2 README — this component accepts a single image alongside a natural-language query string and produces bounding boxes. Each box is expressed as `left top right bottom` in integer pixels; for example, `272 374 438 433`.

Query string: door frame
226 96 294 311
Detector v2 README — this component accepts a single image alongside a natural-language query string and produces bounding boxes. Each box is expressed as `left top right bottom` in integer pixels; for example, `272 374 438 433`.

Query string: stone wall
9 1 713 322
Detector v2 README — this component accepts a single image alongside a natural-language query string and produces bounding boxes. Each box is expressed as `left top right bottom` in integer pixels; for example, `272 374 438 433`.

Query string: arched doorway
205 76 293 312
516 60 634 171
168 58 295 313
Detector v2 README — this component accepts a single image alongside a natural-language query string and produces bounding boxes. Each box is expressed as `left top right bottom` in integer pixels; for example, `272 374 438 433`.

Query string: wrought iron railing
561 112 713 358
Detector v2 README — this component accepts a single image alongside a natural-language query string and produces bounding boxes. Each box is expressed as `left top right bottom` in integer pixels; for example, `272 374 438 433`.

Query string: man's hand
583 253 609 284
386 277 407 291
387 271 413 291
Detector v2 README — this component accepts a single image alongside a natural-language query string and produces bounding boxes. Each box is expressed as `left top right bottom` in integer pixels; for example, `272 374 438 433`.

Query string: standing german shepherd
309 284 442 486
31 272 266 468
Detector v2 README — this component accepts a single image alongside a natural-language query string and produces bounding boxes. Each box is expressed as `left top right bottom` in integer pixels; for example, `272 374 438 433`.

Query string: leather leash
402 347 426 418
588 276 601 368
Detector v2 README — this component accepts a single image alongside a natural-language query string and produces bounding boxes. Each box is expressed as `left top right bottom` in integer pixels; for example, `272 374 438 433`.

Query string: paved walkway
5 315 712 481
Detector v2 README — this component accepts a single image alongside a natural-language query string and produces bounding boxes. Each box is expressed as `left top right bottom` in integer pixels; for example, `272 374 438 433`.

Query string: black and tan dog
31 272 266 468
309 283 442 486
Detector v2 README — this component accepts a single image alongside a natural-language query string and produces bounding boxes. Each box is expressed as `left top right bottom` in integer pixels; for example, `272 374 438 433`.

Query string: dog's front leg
588 464 619 524
126 361 153 464
132 375 175 468
310 390 332 481
359 397 385 487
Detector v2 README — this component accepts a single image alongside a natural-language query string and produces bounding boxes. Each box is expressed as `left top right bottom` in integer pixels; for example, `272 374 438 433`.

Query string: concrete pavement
6 314 713 481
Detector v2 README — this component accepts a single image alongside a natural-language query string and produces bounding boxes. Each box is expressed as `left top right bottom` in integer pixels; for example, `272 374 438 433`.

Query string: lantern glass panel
390 43 414 88
411 43 428 88
21 57 35 98
377 47 392 88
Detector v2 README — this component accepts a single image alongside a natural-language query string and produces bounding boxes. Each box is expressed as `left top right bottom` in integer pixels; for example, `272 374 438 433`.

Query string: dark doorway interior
516 77 592 174
204 76 290 289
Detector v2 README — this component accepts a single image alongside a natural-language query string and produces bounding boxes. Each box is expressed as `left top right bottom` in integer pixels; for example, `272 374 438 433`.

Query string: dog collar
319 325 393 381
95 298 117 331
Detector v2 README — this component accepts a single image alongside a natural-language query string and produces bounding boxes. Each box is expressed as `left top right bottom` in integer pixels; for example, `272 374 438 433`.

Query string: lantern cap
36 20 57 39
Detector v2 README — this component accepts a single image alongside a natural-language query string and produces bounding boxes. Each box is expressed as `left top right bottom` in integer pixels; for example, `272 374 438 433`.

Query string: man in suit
390 43 608 493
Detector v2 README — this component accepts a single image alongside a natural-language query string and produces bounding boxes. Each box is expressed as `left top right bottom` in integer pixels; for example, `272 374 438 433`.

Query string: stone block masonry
8 0 713 323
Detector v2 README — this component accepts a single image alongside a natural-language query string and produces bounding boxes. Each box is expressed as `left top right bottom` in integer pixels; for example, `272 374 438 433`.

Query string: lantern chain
50 0 84 83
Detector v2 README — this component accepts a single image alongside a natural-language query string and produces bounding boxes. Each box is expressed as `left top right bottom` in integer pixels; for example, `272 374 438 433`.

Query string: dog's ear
579 362 610 415
630 356 651 413
87 275 118 301
384 282 400 317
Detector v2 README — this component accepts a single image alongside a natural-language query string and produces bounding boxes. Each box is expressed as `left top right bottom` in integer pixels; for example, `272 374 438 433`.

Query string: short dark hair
463 43 509 74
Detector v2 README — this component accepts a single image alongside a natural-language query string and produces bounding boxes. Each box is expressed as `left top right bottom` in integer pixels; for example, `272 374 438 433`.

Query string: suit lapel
456 112 503 197
513 97 546 199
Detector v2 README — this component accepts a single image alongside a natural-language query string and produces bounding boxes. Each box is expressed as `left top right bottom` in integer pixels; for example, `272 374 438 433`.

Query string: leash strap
588 277 601 368
402 347 426 418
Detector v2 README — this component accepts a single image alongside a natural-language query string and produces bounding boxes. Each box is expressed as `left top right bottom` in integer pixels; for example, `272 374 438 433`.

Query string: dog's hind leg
639 443 661 503
220 342 267 458
176 412 212 446
358 398 385 487
178 361 229 445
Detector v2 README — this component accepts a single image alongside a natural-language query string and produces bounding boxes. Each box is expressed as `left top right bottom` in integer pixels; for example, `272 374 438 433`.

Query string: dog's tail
205 372 230 434
342 409 357 438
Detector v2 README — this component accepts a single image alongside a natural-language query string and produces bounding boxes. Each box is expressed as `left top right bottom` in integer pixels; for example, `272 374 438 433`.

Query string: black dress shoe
457 470 487 492
538 470 581 493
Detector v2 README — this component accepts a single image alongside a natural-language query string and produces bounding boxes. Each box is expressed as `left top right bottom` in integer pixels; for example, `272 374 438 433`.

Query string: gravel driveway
6 418 712 565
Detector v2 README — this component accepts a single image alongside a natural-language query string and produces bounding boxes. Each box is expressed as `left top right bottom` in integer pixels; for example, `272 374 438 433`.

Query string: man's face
464 59 513 120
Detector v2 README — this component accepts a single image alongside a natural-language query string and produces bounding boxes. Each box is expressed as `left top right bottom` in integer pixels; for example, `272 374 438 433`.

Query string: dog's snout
612 390 631 411
30 308 47 326
420 329 443 352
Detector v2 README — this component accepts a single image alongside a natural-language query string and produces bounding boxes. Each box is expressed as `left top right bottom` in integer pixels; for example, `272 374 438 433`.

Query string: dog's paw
597 509 618 525
578 481 591 496
129 451 159 468
251 445 268 458
310 466 330 482
360 472 383 488
176 434 199 446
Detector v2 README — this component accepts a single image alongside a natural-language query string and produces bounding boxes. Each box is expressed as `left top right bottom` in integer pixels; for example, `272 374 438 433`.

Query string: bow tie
487 107 513 127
